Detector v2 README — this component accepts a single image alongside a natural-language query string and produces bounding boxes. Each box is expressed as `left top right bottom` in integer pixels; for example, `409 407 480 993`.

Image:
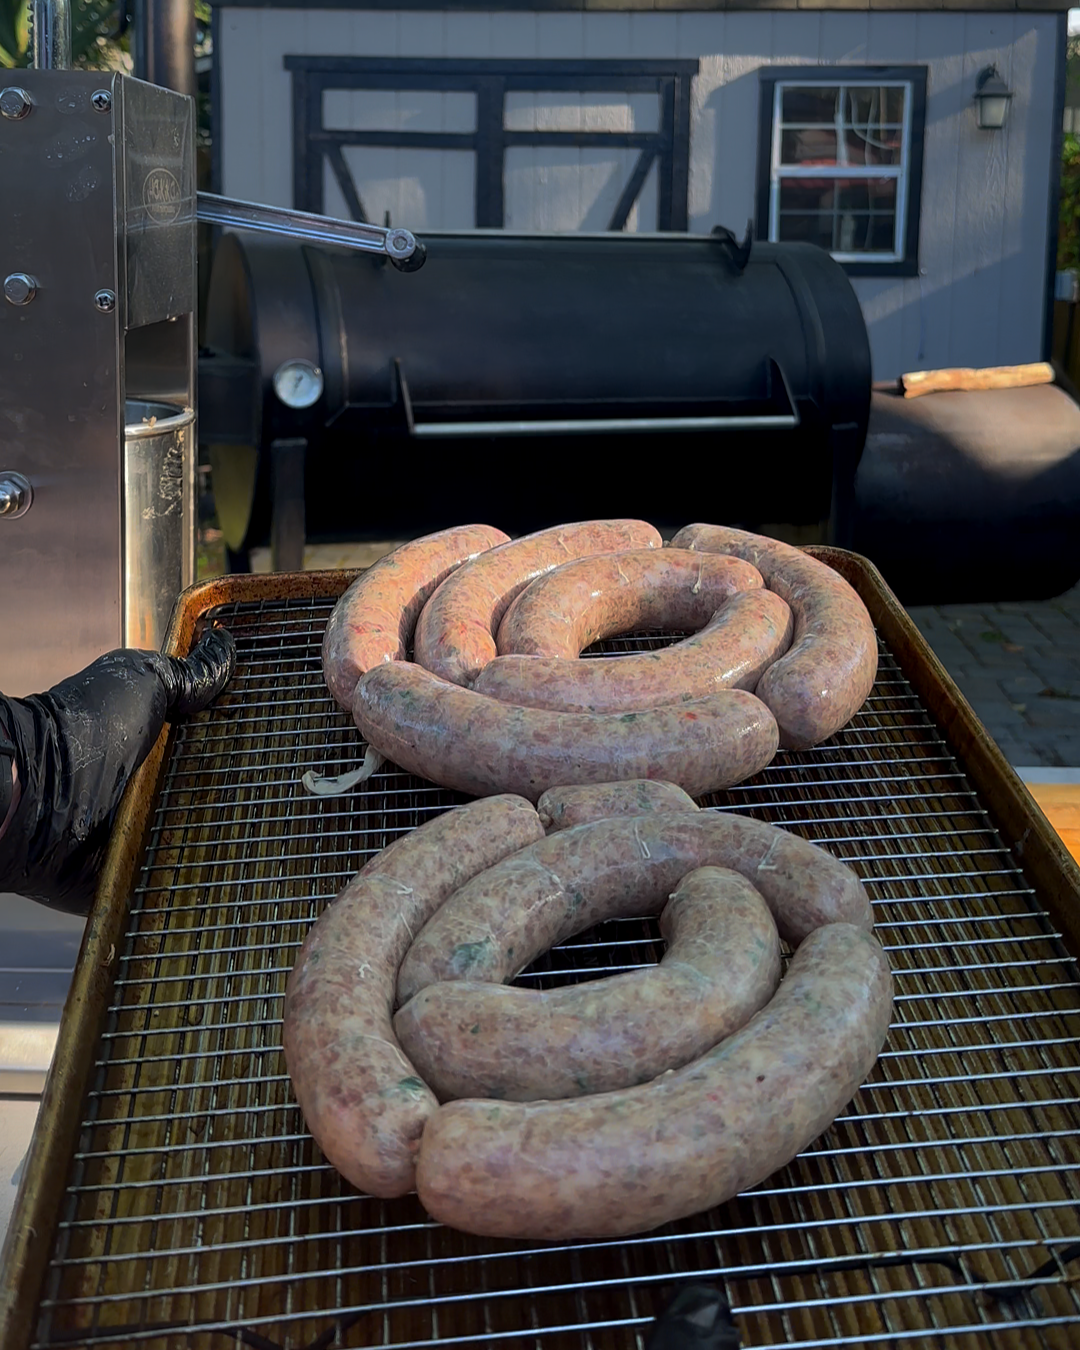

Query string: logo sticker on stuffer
142 167 182 224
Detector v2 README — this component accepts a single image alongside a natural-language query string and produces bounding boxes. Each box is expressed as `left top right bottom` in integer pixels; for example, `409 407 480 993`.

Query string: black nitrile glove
0 626 236 914
646 1286 741 1350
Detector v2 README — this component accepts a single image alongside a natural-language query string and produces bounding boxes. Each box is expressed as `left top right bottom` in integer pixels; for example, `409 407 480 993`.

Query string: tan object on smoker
901 362 1054 398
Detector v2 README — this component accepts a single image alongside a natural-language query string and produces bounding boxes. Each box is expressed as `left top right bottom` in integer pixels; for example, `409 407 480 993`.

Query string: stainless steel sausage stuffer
0 0 425 694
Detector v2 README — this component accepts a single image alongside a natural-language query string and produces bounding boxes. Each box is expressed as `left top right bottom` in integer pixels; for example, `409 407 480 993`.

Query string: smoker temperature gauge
273 360 324 410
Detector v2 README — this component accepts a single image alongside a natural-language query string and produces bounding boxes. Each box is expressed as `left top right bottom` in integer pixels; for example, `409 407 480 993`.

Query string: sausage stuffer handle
196 193 427 272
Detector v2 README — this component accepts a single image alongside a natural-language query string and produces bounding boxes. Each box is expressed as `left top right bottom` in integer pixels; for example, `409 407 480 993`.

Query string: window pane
780 128 837 166
780 86 839 125
846 85 906 128
840 128 902 167
779 177 896 210
778 176 897 255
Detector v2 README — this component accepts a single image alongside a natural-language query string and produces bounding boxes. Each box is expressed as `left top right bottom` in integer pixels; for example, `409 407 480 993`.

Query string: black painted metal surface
853 385 1080 604
201 229 872 549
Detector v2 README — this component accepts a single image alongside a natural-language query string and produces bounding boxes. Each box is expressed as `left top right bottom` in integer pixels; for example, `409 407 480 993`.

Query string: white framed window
756 67 927 277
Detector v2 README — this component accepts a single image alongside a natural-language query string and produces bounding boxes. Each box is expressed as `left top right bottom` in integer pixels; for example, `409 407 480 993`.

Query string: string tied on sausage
301 744 385 797
634 821 651 859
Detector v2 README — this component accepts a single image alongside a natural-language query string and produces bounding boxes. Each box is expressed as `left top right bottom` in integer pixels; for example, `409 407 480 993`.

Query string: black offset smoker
199 225 873 563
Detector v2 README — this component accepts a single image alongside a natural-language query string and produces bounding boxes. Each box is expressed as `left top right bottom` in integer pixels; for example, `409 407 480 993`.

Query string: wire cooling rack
23 589 1080 1350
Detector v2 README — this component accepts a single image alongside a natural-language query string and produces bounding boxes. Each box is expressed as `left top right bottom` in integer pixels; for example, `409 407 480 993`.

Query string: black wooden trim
287 55 698 231
315 129 478 149
901 66 928 275
508 130 658 148
608 148 656 231
657 77 675 230
475 76 505 229
755 73 774 258
754 64 928 280
218 0 1076 11
285 57 700 77
671 66 692 233
292 65 319 212
326 143 368 220
1044 10 1068 362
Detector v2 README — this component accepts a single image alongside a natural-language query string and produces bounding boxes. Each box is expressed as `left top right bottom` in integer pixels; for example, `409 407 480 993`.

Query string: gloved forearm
0 626 235 914
151 626 237 718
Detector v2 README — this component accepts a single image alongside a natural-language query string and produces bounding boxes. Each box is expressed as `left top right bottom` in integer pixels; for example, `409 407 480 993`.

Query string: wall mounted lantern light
974 65 1012 130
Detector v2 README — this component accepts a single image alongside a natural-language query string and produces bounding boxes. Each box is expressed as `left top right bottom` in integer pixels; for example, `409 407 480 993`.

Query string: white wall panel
218 8 1062 377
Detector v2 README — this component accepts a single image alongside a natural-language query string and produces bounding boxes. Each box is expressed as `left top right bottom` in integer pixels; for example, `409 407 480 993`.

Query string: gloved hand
0 626 236 915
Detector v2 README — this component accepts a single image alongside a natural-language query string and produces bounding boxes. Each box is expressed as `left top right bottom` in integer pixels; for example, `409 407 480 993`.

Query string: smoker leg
827 421 862 550
225 544 252 574
270 438 307 574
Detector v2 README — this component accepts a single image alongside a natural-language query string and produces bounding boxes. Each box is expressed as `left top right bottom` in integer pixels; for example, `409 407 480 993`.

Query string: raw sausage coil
670 524 877 749
282 795 544 1198
413 519 662 687
352 663 779 805
396 809 872 1006
393 866 782 1102
321 523 509 710
415 922 893 1239
494 548 763 657
475 588 793 714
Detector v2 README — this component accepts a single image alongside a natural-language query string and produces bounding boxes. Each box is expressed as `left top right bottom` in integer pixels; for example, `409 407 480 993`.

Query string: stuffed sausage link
415 923 893 1239
396 810 871 1005
494 548 762 657
321 524 509 709
282 794 544 1198
413 519 662 687
352 663 778 805
475 589 793 714
670 524 877 749
394 866 781 1102
536 779 698 833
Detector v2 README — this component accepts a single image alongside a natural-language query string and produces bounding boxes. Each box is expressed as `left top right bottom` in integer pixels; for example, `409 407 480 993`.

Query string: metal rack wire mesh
29 590 1080 1350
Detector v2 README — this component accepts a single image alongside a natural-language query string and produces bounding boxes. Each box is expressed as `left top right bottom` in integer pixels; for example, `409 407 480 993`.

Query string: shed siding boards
218 8 1062 378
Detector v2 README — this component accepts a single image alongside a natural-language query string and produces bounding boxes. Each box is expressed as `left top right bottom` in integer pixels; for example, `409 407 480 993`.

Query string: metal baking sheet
3 555 1080 1350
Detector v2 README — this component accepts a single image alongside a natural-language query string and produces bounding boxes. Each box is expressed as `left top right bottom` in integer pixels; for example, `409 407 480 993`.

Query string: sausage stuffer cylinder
0 26 426 693
0 66 197 695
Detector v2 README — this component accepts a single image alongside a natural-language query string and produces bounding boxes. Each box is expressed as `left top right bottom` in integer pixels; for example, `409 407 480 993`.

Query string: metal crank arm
195 193 427 272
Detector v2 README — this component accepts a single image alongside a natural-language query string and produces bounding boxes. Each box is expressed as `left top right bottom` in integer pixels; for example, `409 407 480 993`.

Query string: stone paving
906 582 1080 770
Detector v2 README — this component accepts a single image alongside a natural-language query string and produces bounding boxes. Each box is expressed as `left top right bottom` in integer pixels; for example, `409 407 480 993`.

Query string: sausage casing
413 519 662 687
393 866 781 1101
282 794 543 1198
414 922 893 1239
321 524 509 709
536 779 698 832
396 809 871 1005
670 524 877 749
495 548 762 657
475 589 793 713
352 663 778 804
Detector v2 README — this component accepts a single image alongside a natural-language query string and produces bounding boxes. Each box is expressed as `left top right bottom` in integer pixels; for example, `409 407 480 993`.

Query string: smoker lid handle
195 193 426 272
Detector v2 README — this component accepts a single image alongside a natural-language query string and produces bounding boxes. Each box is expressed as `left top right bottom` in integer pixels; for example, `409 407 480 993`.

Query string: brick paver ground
906 581 1080 769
